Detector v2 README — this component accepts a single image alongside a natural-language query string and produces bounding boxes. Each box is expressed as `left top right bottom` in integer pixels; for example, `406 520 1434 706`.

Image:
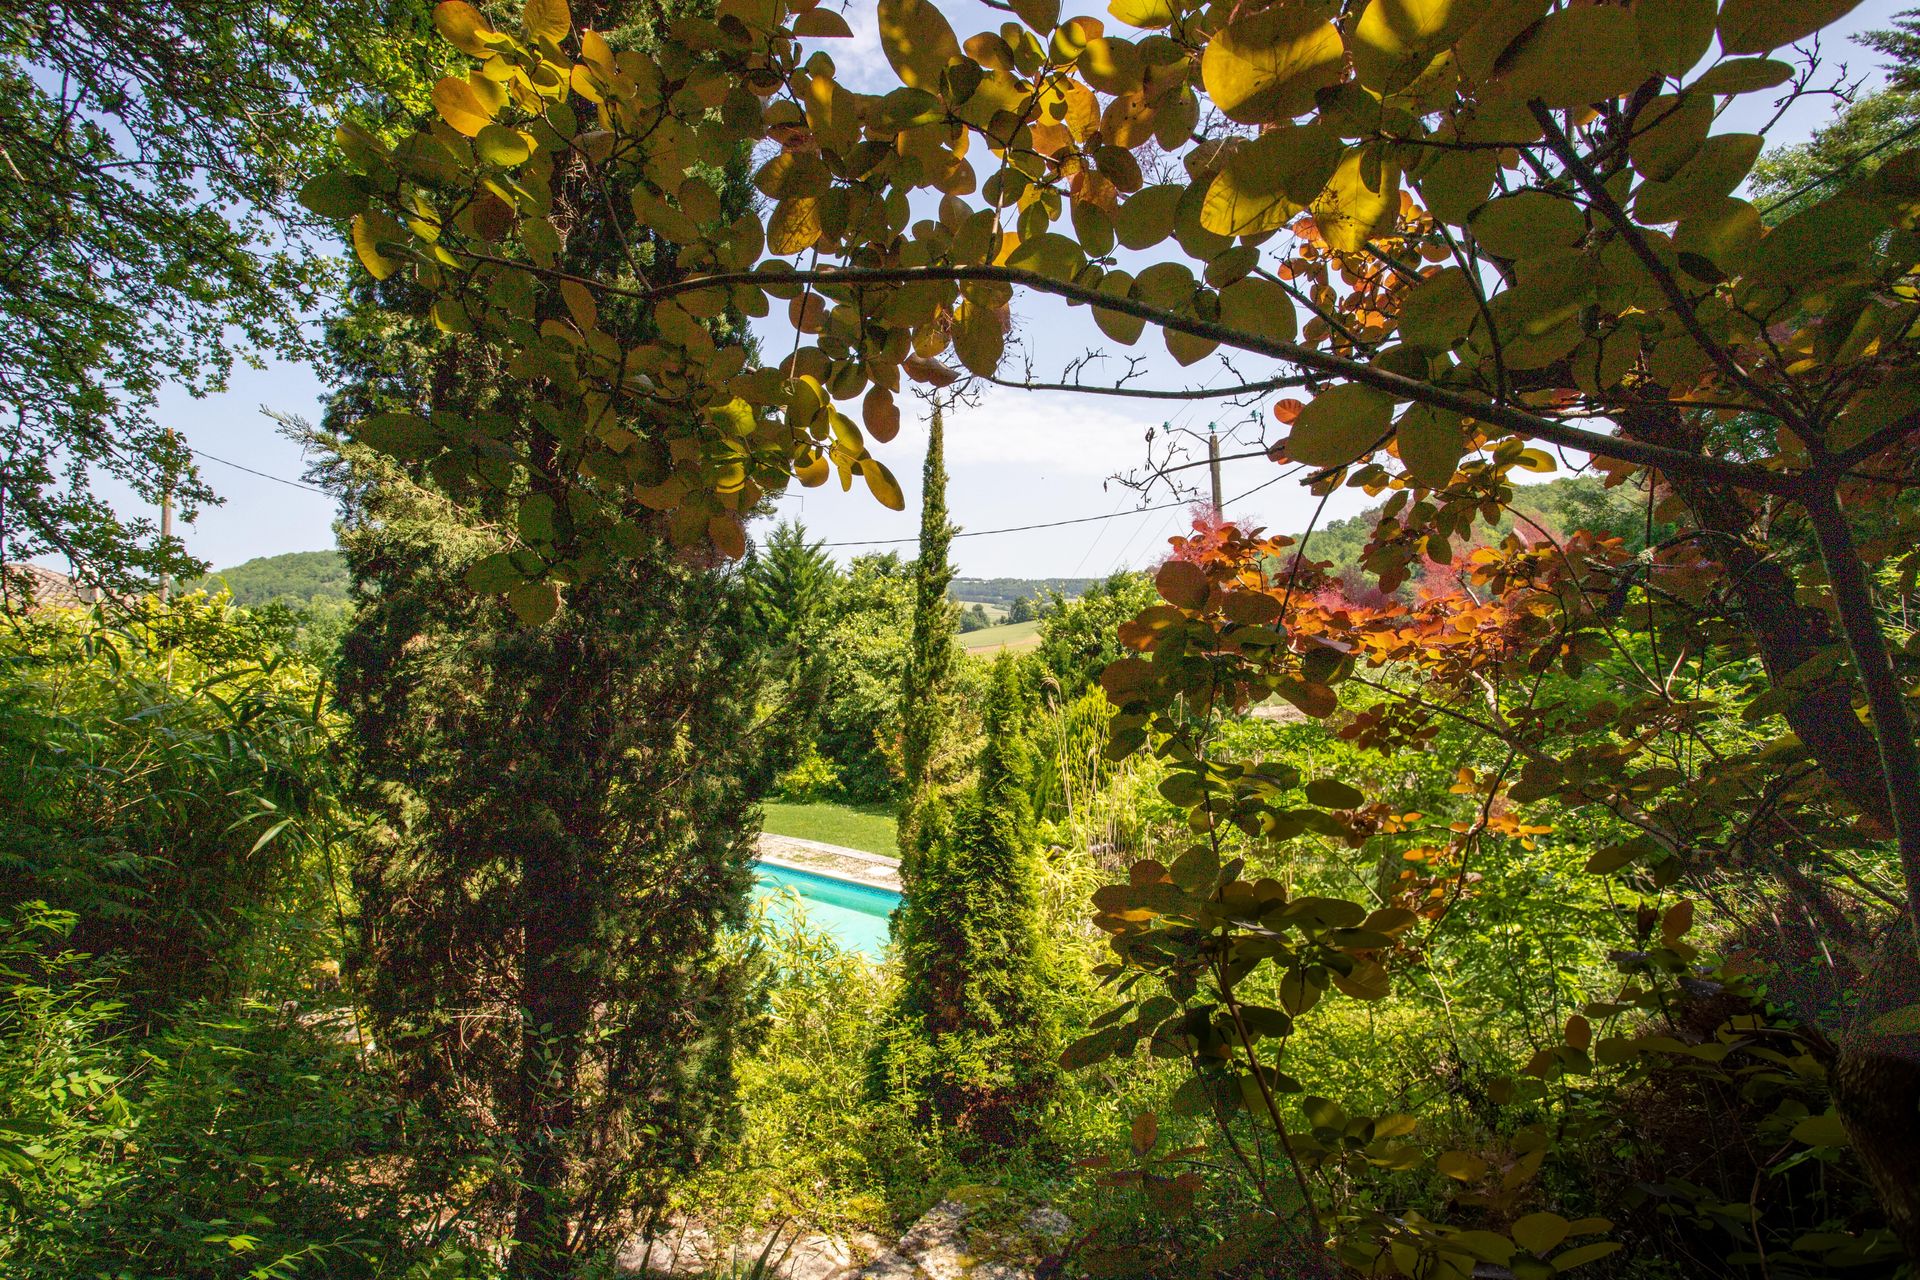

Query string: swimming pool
752 861 898 958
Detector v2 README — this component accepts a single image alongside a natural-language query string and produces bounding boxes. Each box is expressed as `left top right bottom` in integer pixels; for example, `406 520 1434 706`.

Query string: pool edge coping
755 849 902 895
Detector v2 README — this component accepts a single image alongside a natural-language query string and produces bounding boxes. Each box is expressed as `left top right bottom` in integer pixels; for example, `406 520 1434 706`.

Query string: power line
823 467 1301 549
820 499 1191 547
191 448 332 496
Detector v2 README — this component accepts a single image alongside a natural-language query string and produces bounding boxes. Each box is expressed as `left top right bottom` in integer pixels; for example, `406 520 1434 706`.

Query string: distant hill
949 577 1096 608
195 551 349 607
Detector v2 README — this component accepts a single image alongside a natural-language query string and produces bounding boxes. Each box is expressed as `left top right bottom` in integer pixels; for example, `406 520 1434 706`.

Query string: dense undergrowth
0 580 1906 1280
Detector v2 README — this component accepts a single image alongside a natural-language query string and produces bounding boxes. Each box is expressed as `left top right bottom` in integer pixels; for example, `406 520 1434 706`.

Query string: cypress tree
886 657 1057 1140
882 400 1055 1140
897 398 956 818
315 7 768 1273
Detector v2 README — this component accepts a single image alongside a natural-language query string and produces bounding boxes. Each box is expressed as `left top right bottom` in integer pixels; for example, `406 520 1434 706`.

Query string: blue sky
129 0 1900 577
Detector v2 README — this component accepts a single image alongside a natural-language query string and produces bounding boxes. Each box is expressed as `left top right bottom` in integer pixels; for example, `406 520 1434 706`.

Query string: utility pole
1207 423 1223 515
158 428 174 602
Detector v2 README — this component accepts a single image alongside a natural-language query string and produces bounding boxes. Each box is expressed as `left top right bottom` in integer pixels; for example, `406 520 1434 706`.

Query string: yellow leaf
876 0 963 91
1511 1212 1570 1258
1352 0 1477 93
1201 9 1345 125
432 76 493 137
860 458 906 510
1079 37 1144 95
433 1 497 57
1495 5 1648 108
561 280 598 331
523 0 571 42
767 197 823 254
804 73 860 153
1217 277 1297 344
475 123 532 167
1200 123 1341 236
1107 0 1175 28
1632 0 1715 76
351 213 404 281
1312 146 1401 253
1718 0 1864 55
794 8 854 37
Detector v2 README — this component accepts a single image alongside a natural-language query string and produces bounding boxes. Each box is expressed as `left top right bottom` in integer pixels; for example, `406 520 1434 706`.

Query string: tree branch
446 248 1811 501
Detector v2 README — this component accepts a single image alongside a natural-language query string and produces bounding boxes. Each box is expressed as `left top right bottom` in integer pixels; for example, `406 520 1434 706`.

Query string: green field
761 800 898 857
959 619 1041 654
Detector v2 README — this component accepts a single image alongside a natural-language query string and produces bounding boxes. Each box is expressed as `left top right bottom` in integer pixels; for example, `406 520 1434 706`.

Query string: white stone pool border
755 832 902 894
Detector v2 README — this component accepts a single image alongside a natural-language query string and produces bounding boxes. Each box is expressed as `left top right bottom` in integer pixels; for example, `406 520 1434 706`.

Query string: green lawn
960 618 1041 654
761 800 898 857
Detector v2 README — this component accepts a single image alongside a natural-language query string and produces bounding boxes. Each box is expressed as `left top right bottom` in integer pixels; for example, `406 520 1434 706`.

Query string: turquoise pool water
752 862 897 958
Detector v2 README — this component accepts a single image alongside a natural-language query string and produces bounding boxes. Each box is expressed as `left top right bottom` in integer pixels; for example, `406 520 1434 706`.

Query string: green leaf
1632 0 1716 76
1471 193 1585 259
1114 185 1183 250
1689 57 1795 95
1869 1002 1920 1036
1415 147 1498 226
1217 277 1298 343
1005 231 1086 281
465 552 524 594
1304 778 1364 809
1201 8 1345 124
1396 404 1465 487
355 410 437 459
1398 267 1480 351
1584 836 1657 874
1286 384 1394 468
1718 0 1865 55
1790 1111 1851 1147
507 580 560 626
297 170 368 219
1552 1241 1623 1272
1633 134 1762 225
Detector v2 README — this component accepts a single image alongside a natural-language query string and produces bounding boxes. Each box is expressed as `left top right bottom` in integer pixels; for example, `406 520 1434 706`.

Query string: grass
959 619 1042 654
761 800 899 857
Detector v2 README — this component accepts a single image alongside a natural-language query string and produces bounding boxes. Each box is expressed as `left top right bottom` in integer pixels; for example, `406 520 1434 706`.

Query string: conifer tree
885 656 1057 1140
315 7 768 1273
897 398 956 817
746 519 838 648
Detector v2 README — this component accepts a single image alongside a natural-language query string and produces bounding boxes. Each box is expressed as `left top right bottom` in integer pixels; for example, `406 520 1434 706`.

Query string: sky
112 0 1902 578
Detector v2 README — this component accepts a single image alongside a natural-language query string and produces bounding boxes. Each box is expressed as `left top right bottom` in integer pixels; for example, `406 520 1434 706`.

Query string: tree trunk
1832 930 1920 1261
